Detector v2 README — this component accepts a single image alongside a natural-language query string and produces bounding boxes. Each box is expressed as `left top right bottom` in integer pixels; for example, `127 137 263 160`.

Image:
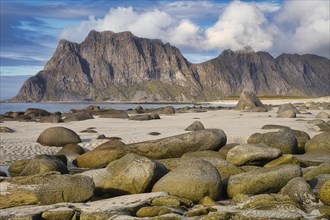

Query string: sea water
0 102 231 114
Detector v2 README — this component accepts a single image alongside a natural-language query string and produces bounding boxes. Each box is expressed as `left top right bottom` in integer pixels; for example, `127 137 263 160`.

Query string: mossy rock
264 154 300 168
320 180 330 205
303 162 330 181
151 196 193 208
136 206 184 218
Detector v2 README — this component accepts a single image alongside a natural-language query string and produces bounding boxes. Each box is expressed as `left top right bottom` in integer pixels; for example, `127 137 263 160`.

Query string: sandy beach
1 97 329 168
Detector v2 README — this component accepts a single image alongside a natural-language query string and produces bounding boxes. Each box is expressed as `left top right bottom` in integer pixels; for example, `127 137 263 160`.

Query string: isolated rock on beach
277 109 296 118
226 143 282 166
152 160 222 203
315 111 329 119
185 121 205 131
235 90 267 112
0 172 94 208
277 103 301 114
0 126 15 133
37 126 81 147
227 164 301 198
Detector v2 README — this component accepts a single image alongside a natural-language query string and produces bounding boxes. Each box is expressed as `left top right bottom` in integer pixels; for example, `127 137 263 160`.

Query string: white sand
0 99 329 168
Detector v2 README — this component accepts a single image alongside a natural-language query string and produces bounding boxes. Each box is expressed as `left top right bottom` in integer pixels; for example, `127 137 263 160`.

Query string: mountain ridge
10 30 330 102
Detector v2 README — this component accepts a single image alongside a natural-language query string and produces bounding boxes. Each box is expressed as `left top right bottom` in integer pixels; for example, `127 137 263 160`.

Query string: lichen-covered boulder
0 172 94 208
37 126 81 147
227 164 301 198
305 131 330 153
247 131 298 154
73 140 126 168
103 153 167 195
264 154 299 168
19 155 68 176
152 160 222 203
226 143 282 166
320 180 330 205
280 177 317 204
303 162 330 181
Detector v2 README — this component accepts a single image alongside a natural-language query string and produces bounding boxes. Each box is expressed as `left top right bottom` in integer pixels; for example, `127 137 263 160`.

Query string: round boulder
280 177 316 204
305 131 330 153
37 126 81 147
277 109 296 118
316 112 329 119
152 160 222 203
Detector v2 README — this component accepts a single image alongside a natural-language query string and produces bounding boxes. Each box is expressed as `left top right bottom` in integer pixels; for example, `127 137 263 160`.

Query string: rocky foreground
0 94 330 219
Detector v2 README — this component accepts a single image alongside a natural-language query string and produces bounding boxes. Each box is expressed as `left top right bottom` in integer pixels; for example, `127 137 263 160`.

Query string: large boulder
320 180 330 205
316 111 329 119
247 131 298 154
125 129 226 159
277 109 296 118
227 164 301 198
235 90 267 112
63 112 94 122
24 108 50 117
226 143 282 166
8 159 31 177
152 160 222 203
19 155 68 176
37 127 81 147
98 109 129 119
73 140 126 168
0 172 94 208
39 114 63 123
305 131 330 153
277 103 300 114
56 143 85 156
102 153 167 195
280 177 317 204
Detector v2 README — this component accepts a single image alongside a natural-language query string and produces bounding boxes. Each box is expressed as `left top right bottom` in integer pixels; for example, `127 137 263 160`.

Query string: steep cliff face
12 30 330 102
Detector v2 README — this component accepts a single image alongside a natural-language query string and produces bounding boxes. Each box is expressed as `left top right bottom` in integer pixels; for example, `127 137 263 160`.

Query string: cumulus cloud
273 0 330 57
204 1 278 51
61 0 329 61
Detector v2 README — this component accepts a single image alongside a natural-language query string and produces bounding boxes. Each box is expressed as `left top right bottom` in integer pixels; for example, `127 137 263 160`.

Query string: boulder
37 126 81 147
129 113 160 120
226 143 282 166
285 129 310 153
15 115 33 122
320 180 330 205
0 126 15 133
152 160 222 203
303 162 330 181
19 155 68 176
280 177 317 204
247 131 298 154
8 159 31 177
0 172 94 208
185 121 205 131
227 164 301 198
73 140 126 168
39 115 63 123
63 112 94 122
235 90 267 112
264 154 299 168
305 131 330 153
316 111 330 119
218 143 239 159
103 153 167 195
56 143 85 156
277 103 300 114
135 206 184 218
277 109 296 118
294 151 330 167
98 109 129 119
24 108 50 117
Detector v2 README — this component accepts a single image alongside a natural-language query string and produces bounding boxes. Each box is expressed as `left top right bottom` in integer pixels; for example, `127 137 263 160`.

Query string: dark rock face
11 30 330 102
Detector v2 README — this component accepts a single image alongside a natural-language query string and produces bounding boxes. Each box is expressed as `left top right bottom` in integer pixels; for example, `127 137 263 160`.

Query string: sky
0 0 329 77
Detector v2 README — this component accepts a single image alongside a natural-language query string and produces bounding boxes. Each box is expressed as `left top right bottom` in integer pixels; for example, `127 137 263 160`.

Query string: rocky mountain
11 30 330 102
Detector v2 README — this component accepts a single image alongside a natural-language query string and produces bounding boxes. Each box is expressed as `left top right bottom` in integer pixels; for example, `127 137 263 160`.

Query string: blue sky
0 0 329 77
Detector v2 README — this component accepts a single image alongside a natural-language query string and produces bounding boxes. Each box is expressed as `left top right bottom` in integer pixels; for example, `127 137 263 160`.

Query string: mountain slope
12 30 330 102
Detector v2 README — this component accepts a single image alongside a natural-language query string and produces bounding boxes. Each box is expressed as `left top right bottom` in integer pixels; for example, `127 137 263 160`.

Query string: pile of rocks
1 123 329 219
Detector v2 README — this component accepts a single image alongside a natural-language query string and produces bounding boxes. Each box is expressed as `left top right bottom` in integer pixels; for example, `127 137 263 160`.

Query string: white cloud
60 1 330 62
273 0 330 57
204 1 278 51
